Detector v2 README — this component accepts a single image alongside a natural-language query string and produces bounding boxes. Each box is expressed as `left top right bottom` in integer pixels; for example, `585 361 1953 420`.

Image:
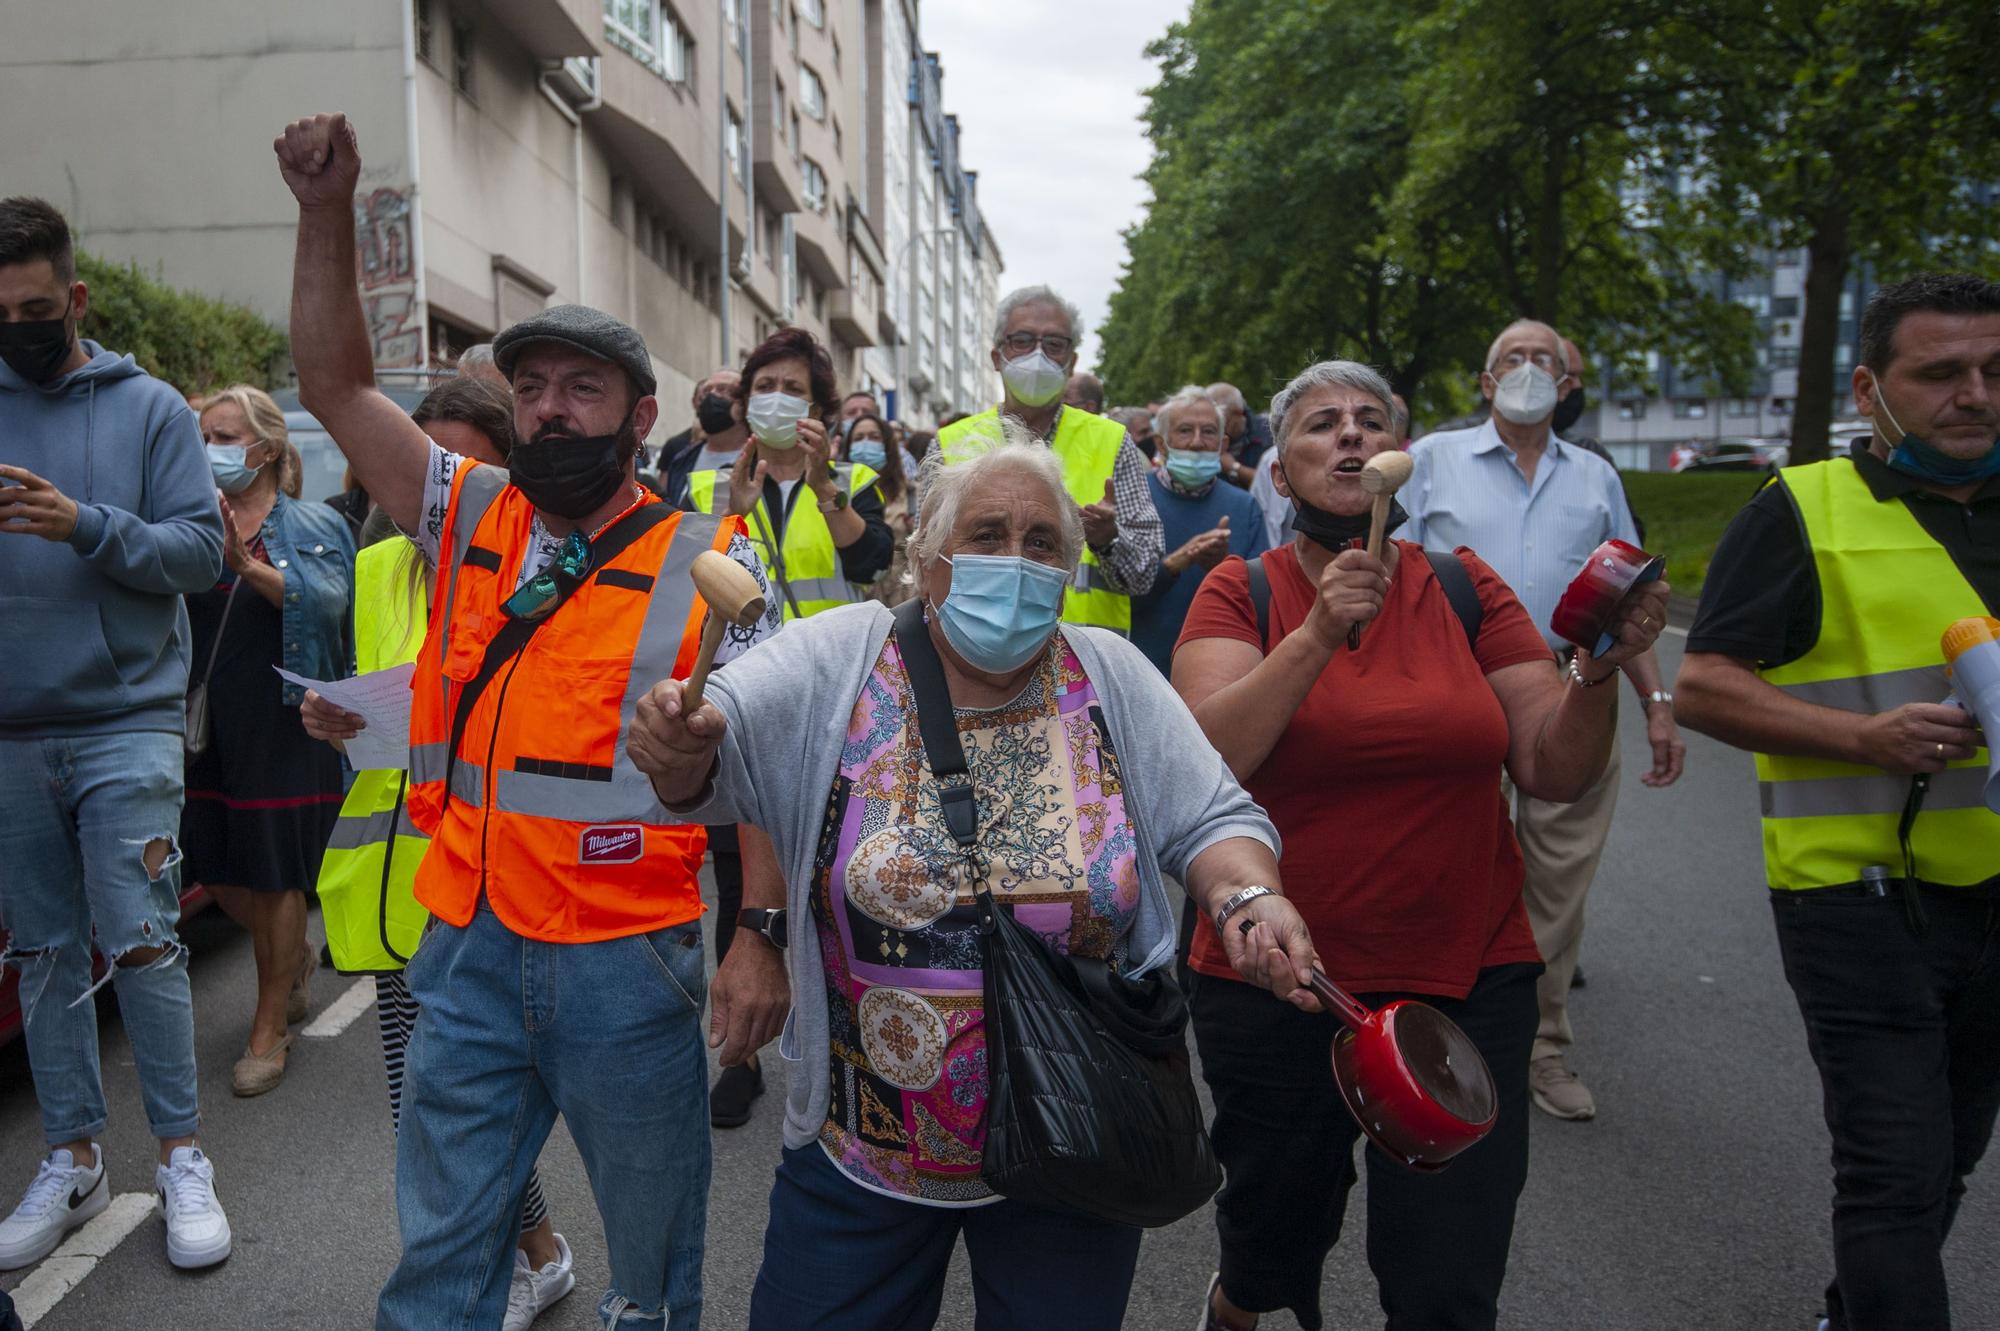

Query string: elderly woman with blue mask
630 430 1320 1331
1130 385 1271 675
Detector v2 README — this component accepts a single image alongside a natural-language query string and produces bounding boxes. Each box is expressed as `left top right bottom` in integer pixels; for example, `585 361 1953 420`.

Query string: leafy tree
76 252 287 394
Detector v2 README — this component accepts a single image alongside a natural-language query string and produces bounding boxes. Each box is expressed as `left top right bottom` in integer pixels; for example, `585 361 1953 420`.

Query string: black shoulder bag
889 598 1222 1228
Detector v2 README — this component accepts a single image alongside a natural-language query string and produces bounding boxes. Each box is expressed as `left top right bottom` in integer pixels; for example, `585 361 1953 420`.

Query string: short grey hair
1156 384 1224 437
1205 382 1247 413
1483 319 1569 375
457 343 497 373
911 420 1084 573
1268 360 1398 454
992 284 1084 347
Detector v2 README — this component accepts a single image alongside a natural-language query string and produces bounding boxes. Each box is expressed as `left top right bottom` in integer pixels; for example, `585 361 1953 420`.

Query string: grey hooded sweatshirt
0 339 225 736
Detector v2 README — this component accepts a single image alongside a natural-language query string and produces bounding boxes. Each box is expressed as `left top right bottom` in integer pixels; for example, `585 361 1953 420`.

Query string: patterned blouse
812 632 1141 1205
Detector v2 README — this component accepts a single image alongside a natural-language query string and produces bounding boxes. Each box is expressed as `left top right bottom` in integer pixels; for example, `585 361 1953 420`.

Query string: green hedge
1623 471 1770 602
76 252 286 395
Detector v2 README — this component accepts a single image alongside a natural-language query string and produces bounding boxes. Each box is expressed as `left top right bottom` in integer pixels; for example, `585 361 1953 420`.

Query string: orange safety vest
406 461 741 942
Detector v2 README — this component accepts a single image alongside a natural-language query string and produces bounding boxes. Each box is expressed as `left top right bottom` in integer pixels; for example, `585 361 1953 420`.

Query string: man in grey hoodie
0 197 234 1273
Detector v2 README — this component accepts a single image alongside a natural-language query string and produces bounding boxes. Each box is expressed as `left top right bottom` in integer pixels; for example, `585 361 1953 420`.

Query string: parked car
0 885 213 1047
270 383 430 504
1667 441 1709 473
1680 438 1791 473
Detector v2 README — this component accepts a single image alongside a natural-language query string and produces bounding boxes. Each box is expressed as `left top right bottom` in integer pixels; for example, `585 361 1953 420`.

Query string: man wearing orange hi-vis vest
276 112 790 1331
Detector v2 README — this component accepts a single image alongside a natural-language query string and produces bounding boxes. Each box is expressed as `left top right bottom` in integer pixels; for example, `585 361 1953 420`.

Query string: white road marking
13 1191 155 1328
301 977 377 1039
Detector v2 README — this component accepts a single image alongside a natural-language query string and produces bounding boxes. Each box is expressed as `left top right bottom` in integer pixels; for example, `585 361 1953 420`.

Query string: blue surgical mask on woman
849 438 888 471
1164 448 1222 488
932 553 1071 672
206 443 263 494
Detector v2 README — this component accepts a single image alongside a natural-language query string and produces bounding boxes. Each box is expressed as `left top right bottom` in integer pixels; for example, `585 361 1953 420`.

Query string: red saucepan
1551 539 1666 656
1307 969 1497 1173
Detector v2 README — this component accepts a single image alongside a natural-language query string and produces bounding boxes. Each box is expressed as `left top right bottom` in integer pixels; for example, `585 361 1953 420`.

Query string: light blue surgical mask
932 553 1071 672
849 438 888 471
206 443 262 494
1164 448 1222 489
746 391 811 448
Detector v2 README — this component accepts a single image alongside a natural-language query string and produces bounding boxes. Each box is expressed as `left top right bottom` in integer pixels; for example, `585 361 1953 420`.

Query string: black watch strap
736 907 788 949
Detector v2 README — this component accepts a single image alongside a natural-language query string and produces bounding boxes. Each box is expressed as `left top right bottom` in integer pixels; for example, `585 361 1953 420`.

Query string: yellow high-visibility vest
688 460 880 619
315 538 432 973
1754 458 2000 890
937 407 1129 631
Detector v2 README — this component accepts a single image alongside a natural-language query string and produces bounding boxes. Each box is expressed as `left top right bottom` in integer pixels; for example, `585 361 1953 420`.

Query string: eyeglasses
1496 350 1565 373
502 530 591 620
998 332 1075 359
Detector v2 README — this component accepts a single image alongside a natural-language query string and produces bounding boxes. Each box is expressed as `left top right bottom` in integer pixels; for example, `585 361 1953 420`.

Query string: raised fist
273 113 362 210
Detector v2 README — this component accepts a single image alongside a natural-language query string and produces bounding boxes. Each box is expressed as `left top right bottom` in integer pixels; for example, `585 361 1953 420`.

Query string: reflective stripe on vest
405 462 736 942
1753 459 2000 890
687 461 878 619
936 408 1130 630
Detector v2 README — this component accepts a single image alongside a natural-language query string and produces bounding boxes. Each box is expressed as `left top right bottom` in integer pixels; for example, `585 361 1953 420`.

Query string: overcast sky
921 1 1188 374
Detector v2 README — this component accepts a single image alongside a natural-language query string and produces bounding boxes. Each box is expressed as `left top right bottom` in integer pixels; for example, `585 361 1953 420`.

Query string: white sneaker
154 1147 231 1269
503 1233 576 1330
0 1147 108 1270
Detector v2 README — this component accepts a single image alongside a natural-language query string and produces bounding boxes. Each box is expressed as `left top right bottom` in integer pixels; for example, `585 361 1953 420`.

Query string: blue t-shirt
1131 471 1271 674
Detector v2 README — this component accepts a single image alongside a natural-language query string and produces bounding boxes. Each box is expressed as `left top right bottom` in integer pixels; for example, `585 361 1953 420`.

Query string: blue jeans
376 903 711 1330
0 732 200 1145
748 1144 1143 1331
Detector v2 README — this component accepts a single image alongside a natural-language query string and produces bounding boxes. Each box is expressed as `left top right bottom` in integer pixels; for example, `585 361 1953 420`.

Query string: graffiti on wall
354 186 421 367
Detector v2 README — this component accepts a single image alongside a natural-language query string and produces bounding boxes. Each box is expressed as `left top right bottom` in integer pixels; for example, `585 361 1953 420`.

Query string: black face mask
1551 386 1586 435
695 394 737 435
1278 454 1407 552
0 309 76 386
508 413 635 520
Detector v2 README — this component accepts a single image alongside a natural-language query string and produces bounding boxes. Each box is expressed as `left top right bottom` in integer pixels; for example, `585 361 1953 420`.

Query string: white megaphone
1941 617 2000 814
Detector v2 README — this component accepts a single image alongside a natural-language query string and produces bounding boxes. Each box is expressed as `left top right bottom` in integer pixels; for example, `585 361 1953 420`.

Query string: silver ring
1939 742 1947 759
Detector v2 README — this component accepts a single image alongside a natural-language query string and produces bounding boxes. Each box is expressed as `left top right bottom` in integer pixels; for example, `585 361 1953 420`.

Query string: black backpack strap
890 597 978 850
443 502 672 810
1244 555 1271 650
1423 548 1483 648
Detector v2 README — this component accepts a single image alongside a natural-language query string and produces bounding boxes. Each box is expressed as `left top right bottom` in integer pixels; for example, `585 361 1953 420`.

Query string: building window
725 0 741 46
1771 295 1799 318
1771 345 1800 369
832 117 842 158
790 110 802 163
726 109 747 182
605 0 693 84
799 0 823 26
1725 397 1758 418
773 77 786 139
799 65 826 121
452 17 476 100
1771 397 1793 415
415 0 438 67
803 158 828 213
1672 399 1708 420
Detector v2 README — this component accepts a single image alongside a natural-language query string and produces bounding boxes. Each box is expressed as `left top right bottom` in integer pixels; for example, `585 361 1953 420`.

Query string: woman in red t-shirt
1173 360 1669 1331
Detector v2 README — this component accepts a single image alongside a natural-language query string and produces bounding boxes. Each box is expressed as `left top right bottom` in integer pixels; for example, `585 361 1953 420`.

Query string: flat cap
492 304 657 398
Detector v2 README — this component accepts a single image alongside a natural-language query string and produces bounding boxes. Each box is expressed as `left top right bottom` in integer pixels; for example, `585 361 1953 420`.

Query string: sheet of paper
276 663 415 772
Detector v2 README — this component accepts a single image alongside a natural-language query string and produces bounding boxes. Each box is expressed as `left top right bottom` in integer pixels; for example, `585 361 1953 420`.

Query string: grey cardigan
675 601 1281 1152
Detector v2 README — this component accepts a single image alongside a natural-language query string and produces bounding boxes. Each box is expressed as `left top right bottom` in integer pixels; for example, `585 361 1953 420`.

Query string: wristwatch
1645 690 1674 708
736 908 788 950
816 487 848 513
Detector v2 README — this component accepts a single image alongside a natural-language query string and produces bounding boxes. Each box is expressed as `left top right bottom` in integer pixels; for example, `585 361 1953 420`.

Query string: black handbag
889 599 1223 1228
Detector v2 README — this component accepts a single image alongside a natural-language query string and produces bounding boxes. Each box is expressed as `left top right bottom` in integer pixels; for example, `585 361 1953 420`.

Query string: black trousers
709 823 743 966
1190 963 1539 1331
1771 884 2000 1330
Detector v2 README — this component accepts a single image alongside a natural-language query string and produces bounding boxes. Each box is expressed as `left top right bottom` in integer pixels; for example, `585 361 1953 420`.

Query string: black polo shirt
1687 443 2000 667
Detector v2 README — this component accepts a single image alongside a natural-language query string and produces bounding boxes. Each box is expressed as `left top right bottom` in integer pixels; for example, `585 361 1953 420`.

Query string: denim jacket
259 494 356 703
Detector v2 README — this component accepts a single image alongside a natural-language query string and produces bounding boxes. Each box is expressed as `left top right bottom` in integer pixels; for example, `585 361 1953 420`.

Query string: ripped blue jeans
0 732 200 1145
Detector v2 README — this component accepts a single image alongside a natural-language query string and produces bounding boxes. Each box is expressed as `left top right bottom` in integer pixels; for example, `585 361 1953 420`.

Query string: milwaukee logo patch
579 825 643 864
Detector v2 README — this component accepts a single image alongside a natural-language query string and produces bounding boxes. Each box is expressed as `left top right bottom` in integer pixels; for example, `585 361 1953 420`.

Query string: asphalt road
5 632 1999 1330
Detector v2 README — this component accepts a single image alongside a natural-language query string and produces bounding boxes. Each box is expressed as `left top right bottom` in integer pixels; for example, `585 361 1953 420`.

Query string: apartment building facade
3 0 1002 437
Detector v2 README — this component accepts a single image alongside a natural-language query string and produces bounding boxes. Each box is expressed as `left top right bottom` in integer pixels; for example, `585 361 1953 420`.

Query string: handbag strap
442 501 671 810
889 597 979 851
197 577 244 692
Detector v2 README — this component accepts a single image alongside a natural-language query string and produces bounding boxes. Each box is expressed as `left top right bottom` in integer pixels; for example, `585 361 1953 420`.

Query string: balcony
791 196 843 289
753 115 803 213
831 279 877 348
593 41 745 262
486 0 599 59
